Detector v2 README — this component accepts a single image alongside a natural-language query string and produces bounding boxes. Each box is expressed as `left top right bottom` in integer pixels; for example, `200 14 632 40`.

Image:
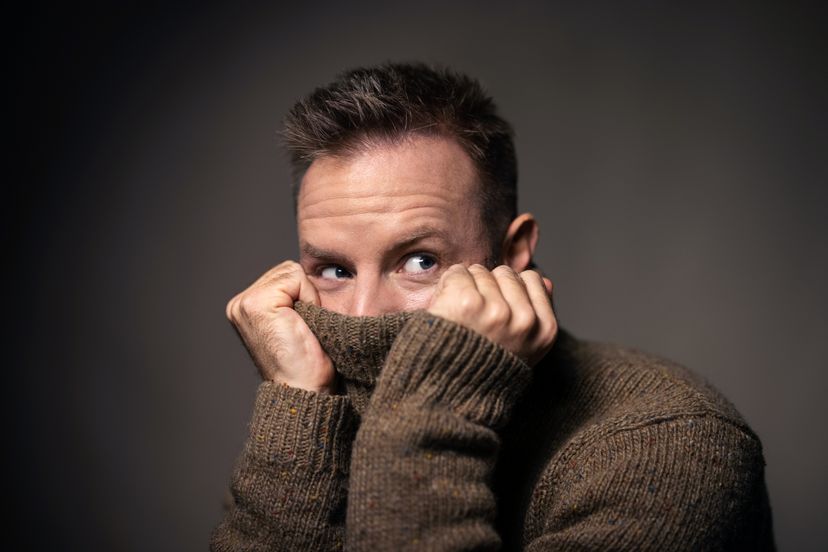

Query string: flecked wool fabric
211 303 774 551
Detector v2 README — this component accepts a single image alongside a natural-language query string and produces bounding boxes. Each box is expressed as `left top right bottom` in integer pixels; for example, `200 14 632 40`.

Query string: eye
319 266 352 280
402 254 437 274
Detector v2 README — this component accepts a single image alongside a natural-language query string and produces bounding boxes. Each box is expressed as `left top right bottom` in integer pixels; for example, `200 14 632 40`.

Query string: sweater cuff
374 310 532 429
246 381 357 474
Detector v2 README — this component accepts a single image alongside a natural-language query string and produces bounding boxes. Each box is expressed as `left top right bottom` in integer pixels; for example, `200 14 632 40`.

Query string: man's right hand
225 260 336 394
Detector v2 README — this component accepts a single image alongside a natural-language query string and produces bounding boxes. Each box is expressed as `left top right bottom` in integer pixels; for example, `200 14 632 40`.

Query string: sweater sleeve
346 311 532 550
210 381 357 552
524 415 775 551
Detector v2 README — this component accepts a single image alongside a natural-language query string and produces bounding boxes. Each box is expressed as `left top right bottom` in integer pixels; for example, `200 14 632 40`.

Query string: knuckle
540 318 559 346
519 269 542 284
457 290 484 314
237 293 265 316
273 267 299 280
493 265 518 278
225 297 237 321
483 301 511 326
286 261 304 275
512 309 537 333
272 261 303 279
268 270 304 292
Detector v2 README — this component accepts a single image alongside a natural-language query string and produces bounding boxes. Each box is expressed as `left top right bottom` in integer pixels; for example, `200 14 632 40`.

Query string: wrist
373 311 531 428
272 374 338 395
249 381 357 471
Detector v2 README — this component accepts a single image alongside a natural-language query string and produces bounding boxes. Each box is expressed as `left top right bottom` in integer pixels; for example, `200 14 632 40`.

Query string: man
211 63 774 550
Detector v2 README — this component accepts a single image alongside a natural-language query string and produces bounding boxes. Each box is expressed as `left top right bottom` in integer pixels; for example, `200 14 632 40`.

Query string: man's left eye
402 254 437 274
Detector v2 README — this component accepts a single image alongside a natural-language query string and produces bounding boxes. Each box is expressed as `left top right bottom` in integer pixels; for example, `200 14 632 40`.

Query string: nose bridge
349 271 391 317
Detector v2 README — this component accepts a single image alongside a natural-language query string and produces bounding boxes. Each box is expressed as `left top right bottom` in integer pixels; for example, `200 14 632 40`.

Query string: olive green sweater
211 303 774 550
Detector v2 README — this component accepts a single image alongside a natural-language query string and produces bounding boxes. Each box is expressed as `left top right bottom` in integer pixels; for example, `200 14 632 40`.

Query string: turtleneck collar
294 301 414 385
293 301 575 415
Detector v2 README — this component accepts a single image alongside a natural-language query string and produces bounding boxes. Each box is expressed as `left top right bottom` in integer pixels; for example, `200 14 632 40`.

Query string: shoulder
539 328 767 495
546 328 753 432
521 330 773 549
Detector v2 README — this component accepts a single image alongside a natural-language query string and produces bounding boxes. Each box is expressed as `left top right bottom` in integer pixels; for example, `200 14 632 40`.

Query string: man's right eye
320 266 352 280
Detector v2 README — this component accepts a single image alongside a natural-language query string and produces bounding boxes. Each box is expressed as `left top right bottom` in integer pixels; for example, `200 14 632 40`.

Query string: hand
427 264 558 366
225 260 336 394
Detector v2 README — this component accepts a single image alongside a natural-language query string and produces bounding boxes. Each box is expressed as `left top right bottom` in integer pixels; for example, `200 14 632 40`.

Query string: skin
227 134 558 393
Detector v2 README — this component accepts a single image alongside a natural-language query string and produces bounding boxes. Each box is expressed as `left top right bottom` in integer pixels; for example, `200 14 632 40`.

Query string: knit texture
212 303 774 551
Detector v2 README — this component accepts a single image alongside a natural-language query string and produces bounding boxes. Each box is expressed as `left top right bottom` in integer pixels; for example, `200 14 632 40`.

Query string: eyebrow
301 225 452 263
301 242 348 264
393 225 452 250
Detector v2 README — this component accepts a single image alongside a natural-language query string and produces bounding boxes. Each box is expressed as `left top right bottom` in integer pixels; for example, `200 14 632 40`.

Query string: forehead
297 134 478 217
297 137 485 259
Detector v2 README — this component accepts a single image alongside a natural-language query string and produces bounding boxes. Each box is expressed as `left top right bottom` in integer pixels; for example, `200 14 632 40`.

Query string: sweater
211 302 774 551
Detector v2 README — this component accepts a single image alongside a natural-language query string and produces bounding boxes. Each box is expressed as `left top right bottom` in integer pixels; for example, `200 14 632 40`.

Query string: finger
256 262 320 307
428 264 478 313
492 265 535 329
520 271 558 358
249 260 304 288
435 264 478 295
226 287 250 321
469 264 511 321
543 277 553 295
521 271 559 364
469 264 503 300
520 270 556 331
226 293 240 321
261 270 309 308
296 271 321 306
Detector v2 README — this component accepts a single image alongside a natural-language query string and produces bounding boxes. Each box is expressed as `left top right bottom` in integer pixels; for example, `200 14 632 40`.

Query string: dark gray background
11 2 826 550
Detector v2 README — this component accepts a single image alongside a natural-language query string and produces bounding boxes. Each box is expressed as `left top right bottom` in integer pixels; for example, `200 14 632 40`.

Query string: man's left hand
427 264 558 366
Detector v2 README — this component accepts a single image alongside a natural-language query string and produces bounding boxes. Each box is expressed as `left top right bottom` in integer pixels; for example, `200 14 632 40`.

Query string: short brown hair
283 62 517 258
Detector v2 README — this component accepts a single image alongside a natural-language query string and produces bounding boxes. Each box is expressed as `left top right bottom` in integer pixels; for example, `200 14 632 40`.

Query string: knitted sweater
211 303 774 551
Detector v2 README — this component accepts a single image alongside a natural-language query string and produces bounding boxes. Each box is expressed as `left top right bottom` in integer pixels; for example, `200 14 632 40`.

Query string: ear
500 213 539 271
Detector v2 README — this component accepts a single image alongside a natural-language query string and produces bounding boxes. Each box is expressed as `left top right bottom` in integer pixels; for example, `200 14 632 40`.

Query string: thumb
297 274 322 306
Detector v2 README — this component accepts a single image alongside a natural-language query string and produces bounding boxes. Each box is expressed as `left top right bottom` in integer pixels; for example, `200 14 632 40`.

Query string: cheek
317 290 347 312
399 285 437 311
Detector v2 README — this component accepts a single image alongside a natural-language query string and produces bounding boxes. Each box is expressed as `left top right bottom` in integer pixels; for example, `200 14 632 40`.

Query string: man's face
297 135 492 316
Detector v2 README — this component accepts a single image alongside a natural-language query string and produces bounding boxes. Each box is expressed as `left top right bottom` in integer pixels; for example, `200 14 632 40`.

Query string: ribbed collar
294 301 575 382
294 301 414 387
